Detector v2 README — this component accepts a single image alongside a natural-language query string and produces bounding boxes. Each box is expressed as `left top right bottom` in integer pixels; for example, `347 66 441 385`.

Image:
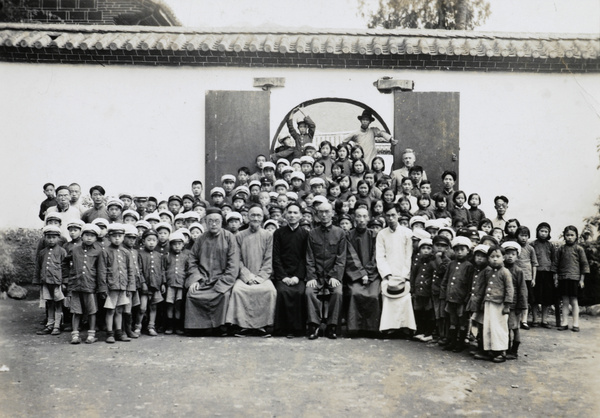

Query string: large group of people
35 109 589 363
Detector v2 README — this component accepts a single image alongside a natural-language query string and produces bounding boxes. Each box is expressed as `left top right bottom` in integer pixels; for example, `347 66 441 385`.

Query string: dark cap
432 235 451 246
205 207 223 216
168 195 183 204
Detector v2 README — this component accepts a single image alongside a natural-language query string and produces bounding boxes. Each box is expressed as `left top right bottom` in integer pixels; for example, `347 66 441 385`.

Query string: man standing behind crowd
68 183 87 215
226 205 276 337
344 110 397 166
81 185 108 223
46 185 81 241
305 202 346 340
272 203 309 338
185 207 239 335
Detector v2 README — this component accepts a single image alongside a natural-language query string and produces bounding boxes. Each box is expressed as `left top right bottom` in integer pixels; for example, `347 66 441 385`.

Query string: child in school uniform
122 224 143 339
515 226 538 329
97 224 136 343
136 229 166 336
122 210 140 225
66 224 103 344
410 238 436 342
501 241 528 360
440 236 475 352
34 225 68 336
431 235 451 344
164 231 190 335
155 222 172 258
64 220 84 252
474 246 514 363
531 222 559 328
554 225 590 332
465 244 490 357
221 174 237 204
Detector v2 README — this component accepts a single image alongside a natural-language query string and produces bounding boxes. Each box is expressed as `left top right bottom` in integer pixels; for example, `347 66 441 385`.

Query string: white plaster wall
1 62 599 234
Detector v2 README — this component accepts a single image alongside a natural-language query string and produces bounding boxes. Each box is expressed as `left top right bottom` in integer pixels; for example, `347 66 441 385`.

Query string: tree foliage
359 0 491 30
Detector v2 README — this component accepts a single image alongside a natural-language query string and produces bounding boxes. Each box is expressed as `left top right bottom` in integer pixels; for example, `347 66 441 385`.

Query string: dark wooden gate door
393 92 460 192
205 90 271 191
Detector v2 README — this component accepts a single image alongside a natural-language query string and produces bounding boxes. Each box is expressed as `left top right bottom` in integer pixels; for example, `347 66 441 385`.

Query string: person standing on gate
344 110 397 167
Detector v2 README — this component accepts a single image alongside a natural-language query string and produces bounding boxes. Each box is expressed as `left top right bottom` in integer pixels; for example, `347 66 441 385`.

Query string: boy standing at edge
35 225 67 336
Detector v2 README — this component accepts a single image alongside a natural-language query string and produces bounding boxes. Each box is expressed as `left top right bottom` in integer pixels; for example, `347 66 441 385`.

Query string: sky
166 0 600 34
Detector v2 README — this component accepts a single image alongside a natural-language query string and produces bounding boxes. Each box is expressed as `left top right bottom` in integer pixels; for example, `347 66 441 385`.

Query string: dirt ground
0 296 599 417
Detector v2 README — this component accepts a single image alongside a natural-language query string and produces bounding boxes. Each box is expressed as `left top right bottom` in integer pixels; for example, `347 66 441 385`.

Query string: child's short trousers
42 284 65 302
148 289 164 305
104 290 130 309
121 291 141 314
130 290 140 307
508 309 519 330
165 287 183 304
69 291 98 315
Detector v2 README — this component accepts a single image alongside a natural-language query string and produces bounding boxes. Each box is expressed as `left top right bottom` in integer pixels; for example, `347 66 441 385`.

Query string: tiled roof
0 23 598 59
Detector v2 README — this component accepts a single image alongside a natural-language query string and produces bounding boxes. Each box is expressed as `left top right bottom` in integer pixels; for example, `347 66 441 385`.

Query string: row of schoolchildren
36 204 589 361
410 222 589 363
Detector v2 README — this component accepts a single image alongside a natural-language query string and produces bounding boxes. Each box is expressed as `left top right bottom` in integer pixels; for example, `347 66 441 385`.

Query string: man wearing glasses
492 196 510 230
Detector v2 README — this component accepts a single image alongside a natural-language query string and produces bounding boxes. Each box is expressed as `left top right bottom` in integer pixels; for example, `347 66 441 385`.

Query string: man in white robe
376 203 416 335
226 205 276 337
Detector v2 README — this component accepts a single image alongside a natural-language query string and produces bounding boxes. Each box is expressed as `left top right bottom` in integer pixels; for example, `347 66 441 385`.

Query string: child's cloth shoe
557 325 569 331
70 332 81 344
85 335 98 344
520 322 530 330
36 326 53 335
148 327 158 336
115 330 131 342
51 327 61 335
106 332 115 343
572 326 580 332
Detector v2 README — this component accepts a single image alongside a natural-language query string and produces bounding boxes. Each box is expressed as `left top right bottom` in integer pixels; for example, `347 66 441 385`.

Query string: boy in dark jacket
66 224 103 344
502 241 528 360
34 225 68 336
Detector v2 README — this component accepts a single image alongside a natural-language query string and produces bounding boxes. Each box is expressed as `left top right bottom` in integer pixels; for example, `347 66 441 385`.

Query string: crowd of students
35 137 589 363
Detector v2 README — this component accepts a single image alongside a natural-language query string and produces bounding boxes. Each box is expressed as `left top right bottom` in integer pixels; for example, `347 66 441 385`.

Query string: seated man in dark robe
345 207 381 336
185 207 239 335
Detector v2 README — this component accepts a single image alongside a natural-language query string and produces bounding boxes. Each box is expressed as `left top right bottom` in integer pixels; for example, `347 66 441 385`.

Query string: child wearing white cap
34 226 68 336
164 231 190 335
97 224 136 343
66 224 103 344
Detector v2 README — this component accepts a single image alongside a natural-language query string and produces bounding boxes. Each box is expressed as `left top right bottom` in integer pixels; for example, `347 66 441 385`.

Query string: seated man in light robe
226 205 276 337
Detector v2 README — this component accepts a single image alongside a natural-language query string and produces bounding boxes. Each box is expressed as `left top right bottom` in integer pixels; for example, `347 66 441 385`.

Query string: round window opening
271 98 395 173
